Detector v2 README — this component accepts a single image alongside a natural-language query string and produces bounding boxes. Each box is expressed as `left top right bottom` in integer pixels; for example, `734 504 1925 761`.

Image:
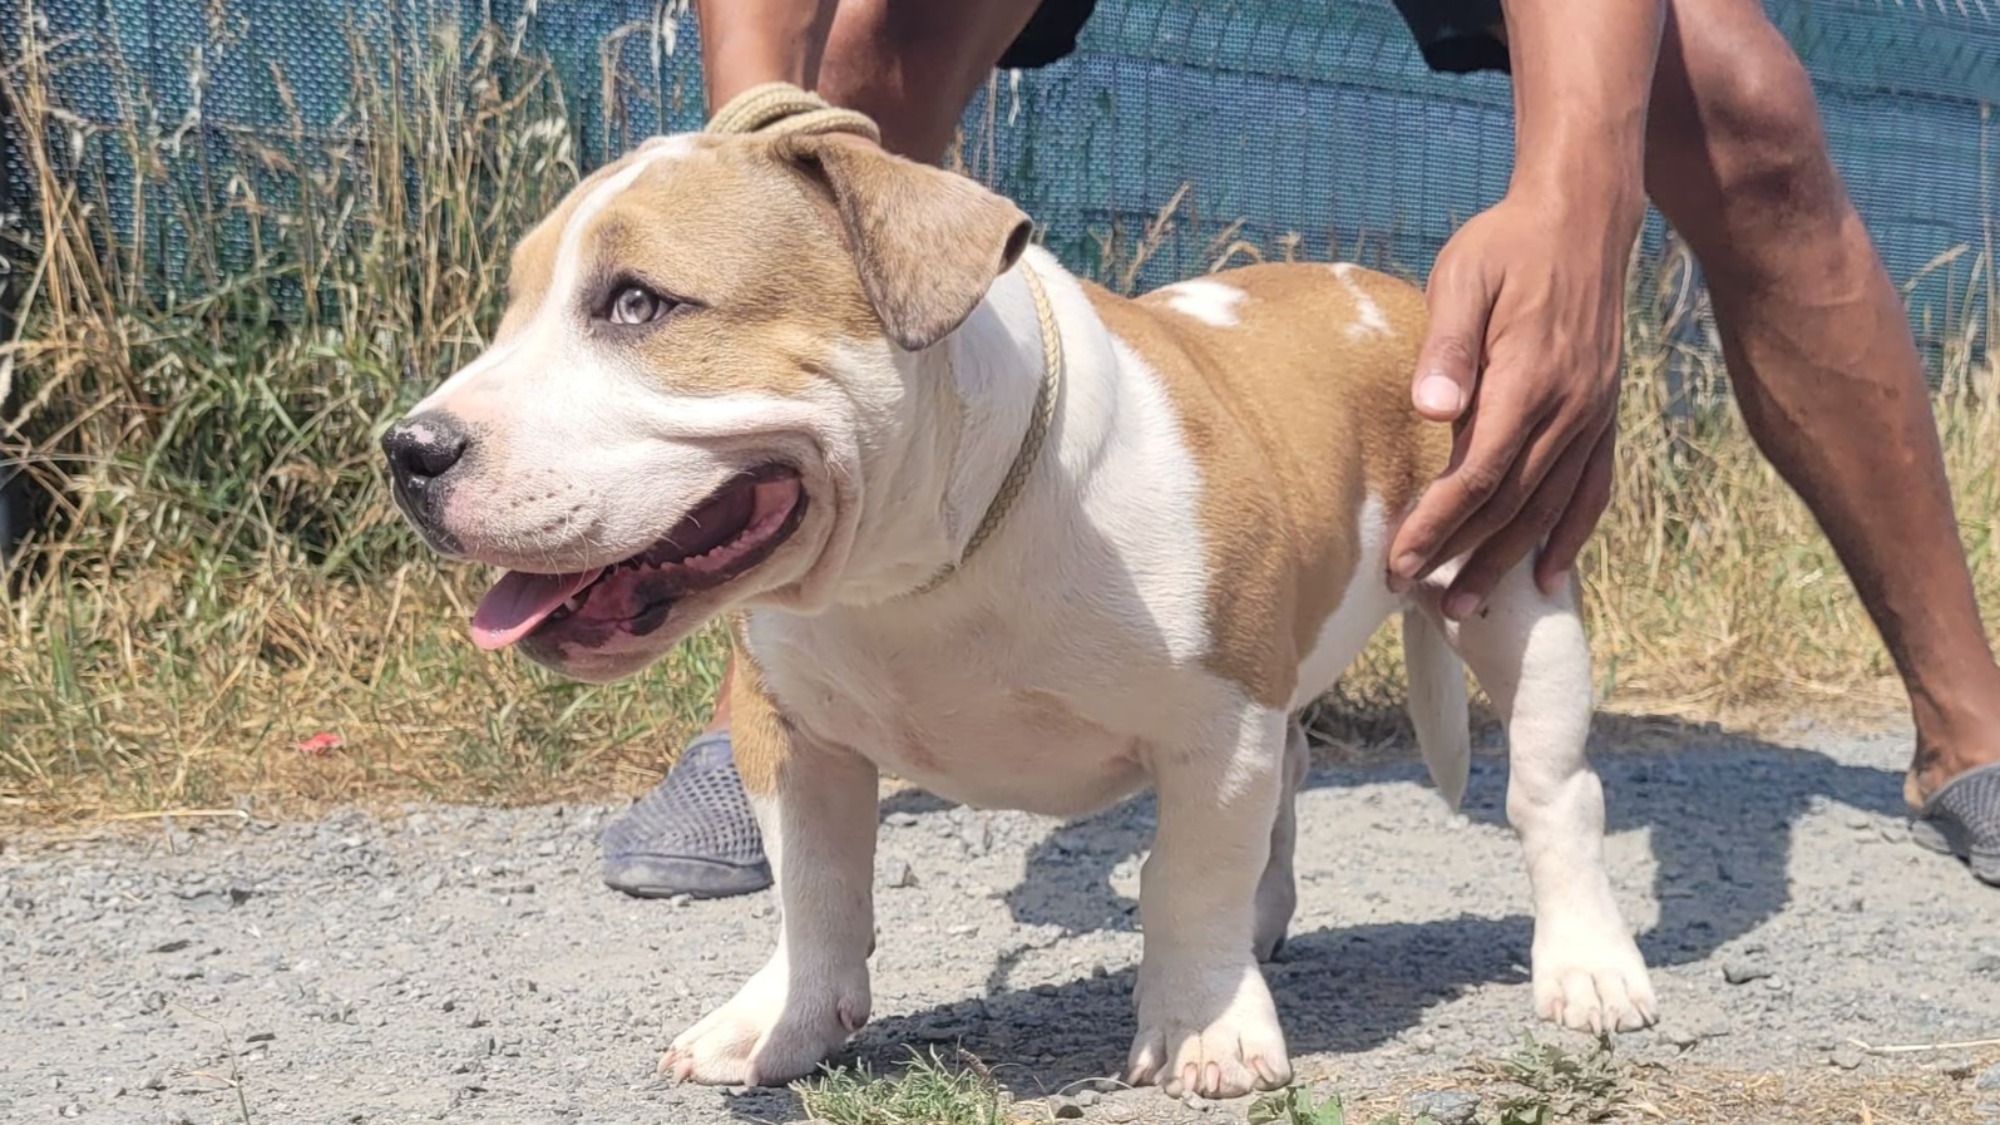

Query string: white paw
1126 959 1292 1099
1531 924 1658 1034
661 962 869 1087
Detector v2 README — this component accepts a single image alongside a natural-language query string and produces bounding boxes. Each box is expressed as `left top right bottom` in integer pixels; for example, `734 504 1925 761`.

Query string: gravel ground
4 720 1999 1124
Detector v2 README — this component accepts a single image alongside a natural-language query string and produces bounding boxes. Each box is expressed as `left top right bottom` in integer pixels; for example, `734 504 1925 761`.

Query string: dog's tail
1402 608 1469 810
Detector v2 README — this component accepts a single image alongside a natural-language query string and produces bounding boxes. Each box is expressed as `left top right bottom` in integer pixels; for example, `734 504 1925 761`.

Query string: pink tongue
470 568 605 650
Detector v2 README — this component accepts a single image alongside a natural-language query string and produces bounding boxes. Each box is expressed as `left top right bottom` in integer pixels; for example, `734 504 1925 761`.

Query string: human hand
1386 189 1635 618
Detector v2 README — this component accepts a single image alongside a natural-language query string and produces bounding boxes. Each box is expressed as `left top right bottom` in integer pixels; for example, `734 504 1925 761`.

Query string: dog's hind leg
1427 561 1658 1034
1251 715 1309 963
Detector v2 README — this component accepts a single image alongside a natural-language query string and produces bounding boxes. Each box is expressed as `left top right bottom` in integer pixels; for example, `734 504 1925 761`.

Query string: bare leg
1639 0 2000 803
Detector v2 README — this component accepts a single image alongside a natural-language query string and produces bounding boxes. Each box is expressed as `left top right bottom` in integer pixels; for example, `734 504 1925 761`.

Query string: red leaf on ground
295 732 344 755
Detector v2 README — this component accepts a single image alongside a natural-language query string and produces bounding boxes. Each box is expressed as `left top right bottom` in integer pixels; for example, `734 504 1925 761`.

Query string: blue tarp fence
4 0 1997 365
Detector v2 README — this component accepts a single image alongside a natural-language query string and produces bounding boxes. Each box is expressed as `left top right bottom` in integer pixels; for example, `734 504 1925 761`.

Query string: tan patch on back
1091 264 1450 707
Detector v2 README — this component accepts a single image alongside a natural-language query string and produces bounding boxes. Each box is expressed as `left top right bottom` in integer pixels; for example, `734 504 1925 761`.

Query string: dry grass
3 15 1997 826
0 14 728 824
1288 1038 1999 1124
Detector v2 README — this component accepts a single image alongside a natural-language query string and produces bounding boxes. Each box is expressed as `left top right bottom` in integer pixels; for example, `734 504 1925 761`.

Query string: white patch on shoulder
1329 263 1390 340
1289 493 1399 711
1159 279 1248 328
1079 331 1214 668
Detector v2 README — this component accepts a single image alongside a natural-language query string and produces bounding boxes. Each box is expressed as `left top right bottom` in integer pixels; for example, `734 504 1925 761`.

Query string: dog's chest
749 612 1197 818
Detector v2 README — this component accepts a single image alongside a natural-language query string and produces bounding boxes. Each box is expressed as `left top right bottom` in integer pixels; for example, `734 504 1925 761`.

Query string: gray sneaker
601 732 772 899
1911 760 2000 887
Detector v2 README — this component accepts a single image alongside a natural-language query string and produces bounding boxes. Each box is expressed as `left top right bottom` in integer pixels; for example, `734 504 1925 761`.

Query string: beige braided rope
701 82 1062 597
908 265 1063 597
704 81 882 143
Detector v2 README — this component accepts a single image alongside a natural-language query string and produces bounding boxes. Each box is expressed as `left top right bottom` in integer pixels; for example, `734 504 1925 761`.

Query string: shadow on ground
722 714 1910 1119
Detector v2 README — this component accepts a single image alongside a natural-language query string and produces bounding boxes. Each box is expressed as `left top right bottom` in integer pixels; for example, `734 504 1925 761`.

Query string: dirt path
4 721 1998 1123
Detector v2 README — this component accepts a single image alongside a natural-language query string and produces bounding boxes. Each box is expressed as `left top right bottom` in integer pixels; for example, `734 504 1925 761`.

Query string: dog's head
380 131 1031 681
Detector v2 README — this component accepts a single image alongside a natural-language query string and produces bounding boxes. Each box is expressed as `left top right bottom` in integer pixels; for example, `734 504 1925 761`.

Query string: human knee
1657 42 1843 229
1719 62 1834 200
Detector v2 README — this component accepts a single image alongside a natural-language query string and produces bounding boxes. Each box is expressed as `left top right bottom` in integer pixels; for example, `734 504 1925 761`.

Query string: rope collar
907 264 1064 597
704 83 1063 597
705 81 881 143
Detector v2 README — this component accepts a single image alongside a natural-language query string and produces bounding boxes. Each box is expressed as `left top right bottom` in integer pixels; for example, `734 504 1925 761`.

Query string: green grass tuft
1481 1036 1631 1125
795 1049 1016 1125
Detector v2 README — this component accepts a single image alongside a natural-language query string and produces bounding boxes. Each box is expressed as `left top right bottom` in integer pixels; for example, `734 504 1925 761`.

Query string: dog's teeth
563 597 583 611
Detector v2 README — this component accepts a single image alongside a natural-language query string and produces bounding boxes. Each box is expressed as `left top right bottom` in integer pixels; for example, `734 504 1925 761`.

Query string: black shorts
998 0 1510 75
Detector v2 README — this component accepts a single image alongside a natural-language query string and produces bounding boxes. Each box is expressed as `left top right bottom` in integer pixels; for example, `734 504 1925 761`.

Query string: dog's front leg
1127 703 1293 1100
661 719 877 1086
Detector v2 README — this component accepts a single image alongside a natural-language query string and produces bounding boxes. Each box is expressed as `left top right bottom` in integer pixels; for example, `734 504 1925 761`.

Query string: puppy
382 128 1656 1100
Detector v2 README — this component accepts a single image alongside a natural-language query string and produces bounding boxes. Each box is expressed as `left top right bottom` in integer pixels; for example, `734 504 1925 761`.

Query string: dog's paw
660 963 868 1087
1127 959 1291 1099
1531 924 1658 1034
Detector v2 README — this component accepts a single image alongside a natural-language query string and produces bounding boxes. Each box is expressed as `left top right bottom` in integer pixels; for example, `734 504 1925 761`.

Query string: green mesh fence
3 0 1997 362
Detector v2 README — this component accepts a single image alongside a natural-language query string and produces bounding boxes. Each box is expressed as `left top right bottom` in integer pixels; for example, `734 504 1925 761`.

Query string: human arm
696 0 842 106
1387 0 1668 616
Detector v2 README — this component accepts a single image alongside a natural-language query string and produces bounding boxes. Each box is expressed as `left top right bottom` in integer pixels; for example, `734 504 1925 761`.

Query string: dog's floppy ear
779 134 1033 352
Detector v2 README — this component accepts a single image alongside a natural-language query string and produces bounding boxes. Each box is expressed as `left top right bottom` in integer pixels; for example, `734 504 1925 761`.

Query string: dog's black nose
382 413 470 528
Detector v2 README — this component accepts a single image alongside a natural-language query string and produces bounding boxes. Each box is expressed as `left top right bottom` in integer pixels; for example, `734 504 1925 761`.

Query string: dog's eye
607 283 670 326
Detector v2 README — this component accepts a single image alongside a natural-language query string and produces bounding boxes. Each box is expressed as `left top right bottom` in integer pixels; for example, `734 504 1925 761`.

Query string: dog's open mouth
469 464 807 651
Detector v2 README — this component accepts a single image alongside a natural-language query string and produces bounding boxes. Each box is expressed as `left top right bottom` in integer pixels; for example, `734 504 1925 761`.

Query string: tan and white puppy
382 130 1657 1100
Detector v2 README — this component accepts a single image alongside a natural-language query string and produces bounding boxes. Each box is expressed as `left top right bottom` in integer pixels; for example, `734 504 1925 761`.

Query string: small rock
1969 953 2000 976
1075 1089 1102 1107
246 1031 275 1044
882 860 918 889
148 939 190 954
1830 1046 1865 1071
1407 1089 1481 1125
1722 960 1773 985
885 811 919 828
59 1104 83 1118
1975 1063 2000 1091
1049 1095 1085 1119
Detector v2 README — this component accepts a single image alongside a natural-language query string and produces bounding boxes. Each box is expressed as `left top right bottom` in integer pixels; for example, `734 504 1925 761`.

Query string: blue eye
609 283 669 325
